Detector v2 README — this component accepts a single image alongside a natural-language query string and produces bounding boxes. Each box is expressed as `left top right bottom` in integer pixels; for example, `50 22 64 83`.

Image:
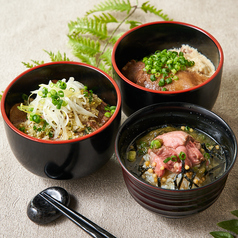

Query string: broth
125 125 226 190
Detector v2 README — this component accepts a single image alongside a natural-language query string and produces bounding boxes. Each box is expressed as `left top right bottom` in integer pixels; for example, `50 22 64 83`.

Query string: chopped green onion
163 155 178 163
150 74 157 81
185 126 190 131
170 155 177 162
142 48 195 87
179 151 186 160
62 100 68 107
48 131 53 138
58 90 64 97
50 89 57 96
56 99 63 109
150 139 162 149
110 106 116 111
159 78 165 87
30 114 41 123
204 153 210 159
19 126 25 132
57 80 67 90
166 77 172 84
52 98 59 105
104 105 116 116
163 157 171 163
104 112 111 118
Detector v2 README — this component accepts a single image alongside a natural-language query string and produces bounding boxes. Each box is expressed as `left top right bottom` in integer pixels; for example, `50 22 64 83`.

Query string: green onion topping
142 49 195 86
163 155 178 163
104 105 116 118
150 139 162 149
179 151 186 160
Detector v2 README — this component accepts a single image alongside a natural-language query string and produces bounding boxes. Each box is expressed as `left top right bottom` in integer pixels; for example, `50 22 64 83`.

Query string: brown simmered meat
86 101 110 131
121 60 209 91
9 103 27 127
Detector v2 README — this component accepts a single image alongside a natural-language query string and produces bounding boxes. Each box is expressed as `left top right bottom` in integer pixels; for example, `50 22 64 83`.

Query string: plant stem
96 4 138 68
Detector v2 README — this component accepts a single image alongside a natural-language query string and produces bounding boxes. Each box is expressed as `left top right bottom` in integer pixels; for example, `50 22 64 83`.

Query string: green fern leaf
71 50 97 67
86 0 132 15
98 62 111 75
0 91 4 101
109 32 124 44
68 35 101 57
22 60 45 68
125 20 142 29
68 17 108 40
99 48 112 67
93 13 118 23
22 62 35 68
141 1 173 21
44 50 70 62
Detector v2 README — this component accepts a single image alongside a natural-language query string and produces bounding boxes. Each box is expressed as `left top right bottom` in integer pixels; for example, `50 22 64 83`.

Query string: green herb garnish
142 49 195 85
179 151 186 160
163 155 177 163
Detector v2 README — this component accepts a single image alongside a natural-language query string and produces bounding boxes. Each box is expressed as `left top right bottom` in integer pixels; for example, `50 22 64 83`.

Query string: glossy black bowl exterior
115 102 237 218
112 21 224 116
1 62 121 180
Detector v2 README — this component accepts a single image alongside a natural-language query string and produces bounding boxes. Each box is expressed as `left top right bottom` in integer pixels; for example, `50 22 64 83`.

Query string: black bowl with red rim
115 102 237 218
112 21 223 117
1 62 121 180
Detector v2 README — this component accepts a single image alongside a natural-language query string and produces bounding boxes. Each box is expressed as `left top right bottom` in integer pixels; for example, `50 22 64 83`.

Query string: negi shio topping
143 49 195 86
15 77 116 140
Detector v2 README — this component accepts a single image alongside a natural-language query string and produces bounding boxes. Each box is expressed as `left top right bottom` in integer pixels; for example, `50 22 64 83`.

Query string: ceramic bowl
115 102 237 218
112 21 224 116
1 62 121 180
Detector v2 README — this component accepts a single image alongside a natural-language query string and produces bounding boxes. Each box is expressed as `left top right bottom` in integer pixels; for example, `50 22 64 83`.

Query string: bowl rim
1 61 122 144
111 21 224 94
115 102 237 193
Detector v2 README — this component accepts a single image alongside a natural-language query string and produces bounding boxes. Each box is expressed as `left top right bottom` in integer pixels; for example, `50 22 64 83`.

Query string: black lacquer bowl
1 62 121 180
115 102 237 218
112 21 224 116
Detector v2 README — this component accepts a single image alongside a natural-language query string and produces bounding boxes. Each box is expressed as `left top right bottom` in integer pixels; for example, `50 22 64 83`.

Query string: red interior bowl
1 62 121 180
112 21 224 116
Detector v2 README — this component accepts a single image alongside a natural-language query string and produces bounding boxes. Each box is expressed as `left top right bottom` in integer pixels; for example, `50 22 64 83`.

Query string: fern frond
68 17 108 40
98 62 112 75
0 91 4 101
22 60 45 68
141 1 173 21
68 35 101 57
86 0 132 15
93 13 118 23
99 48 112 67
125 20 142 29
71 50 97 67
44 50 70 62
109 32 124 44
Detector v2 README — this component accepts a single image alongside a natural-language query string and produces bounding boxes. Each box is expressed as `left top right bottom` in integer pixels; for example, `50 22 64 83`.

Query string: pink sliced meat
186 140 204 165
148 130 204 177
149 148 182 177
156 131 189 148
